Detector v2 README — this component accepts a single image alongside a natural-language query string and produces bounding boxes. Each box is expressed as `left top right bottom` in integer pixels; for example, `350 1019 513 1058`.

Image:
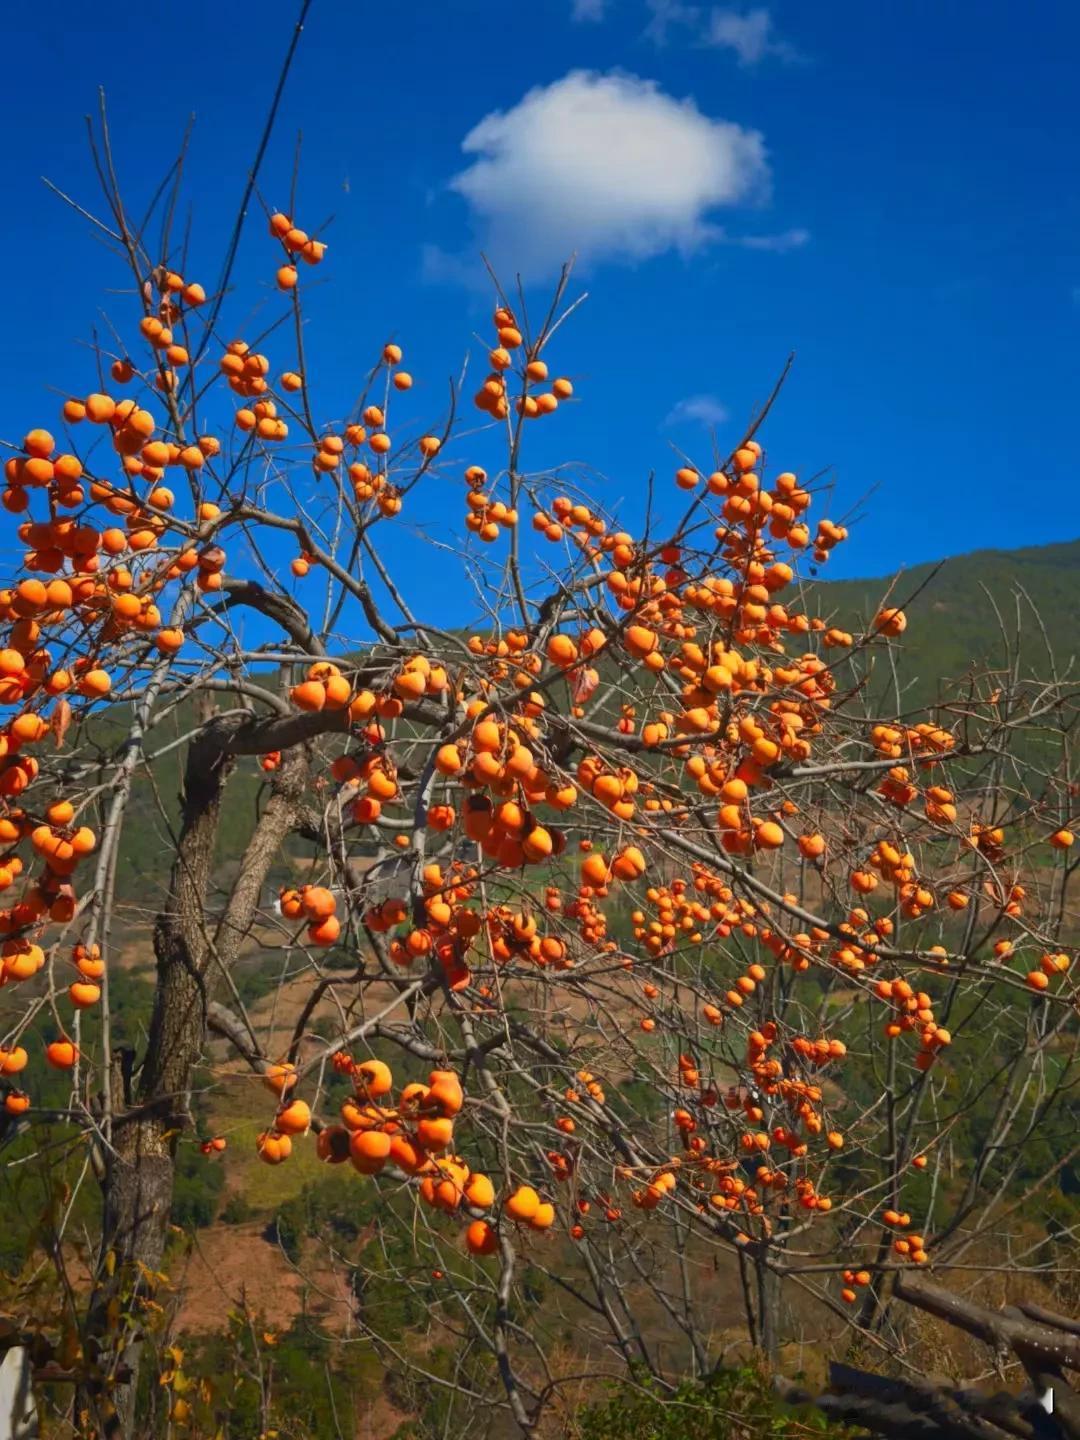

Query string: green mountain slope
801 537 1080 707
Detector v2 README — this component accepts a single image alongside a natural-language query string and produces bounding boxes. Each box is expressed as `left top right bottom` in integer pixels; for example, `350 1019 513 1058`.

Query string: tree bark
779 1278 1080 1440
78 734 308 1437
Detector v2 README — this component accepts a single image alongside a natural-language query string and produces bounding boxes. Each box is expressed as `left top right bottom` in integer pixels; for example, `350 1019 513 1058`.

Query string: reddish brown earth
173 1222 307 1334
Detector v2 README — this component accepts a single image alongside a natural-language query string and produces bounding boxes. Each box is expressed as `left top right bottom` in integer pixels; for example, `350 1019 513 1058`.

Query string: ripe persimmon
355 1059 393 1097
464 1172 495 1209
504 1185 541 1222
291 680 326 711
276 1099 311 1134
0 1046 29 1074
46 1039 78 1069
466 1219 498 1255
263 1062 297 1096
257 1131 292 1164
547 634 578 668
416 1116 454 1151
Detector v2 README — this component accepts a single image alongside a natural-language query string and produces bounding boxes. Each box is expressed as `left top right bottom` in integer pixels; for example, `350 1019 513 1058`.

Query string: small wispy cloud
571 0 607 19
645 0 701 45
704 7 802 65
646 2 804 66
733 226 810 253
419 243 486 290
664 393 730 428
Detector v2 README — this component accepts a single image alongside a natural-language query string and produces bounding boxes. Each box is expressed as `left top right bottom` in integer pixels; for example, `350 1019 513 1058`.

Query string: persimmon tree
0 108 1078 1440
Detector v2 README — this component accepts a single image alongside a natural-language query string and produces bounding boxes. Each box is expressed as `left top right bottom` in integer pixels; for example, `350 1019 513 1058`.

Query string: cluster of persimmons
0 194 1074 1313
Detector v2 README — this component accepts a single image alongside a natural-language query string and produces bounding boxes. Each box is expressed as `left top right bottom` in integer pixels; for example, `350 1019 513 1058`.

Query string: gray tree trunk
0 1348 38 1440
77 732 307 1437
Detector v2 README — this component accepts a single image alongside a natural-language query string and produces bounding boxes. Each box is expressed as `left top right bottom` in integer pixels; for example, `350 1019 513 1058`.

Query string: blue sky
2 0 1078 607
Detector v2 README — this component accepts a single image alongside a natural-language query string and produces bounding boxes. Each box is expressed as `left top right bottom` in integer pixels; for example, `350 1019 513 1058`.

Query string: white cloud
571 0 607 19
664 394 730 427
445 71 770 278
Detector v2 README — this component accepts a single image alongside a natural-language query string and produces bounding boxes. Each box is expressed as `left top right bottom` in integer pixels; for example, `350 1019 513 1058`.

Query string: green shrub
219 1192 256 1225
577 1367 847 1440
171 1139 226 1229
